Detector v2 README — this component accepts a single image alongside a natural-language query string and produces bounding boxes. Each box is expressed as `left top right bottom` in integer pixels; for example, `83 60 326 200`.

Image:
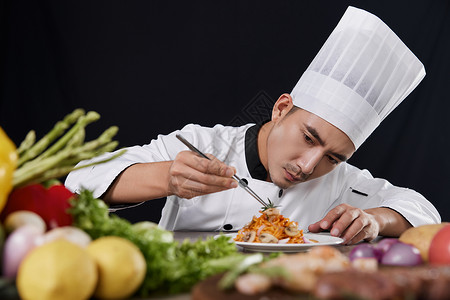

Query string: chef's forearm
102 161 173 204
365 207 412 237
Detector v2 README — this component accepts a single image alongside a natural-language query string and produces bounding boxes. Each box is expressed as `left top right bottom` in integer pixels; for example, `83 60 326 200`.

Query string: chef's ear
271 93 294 122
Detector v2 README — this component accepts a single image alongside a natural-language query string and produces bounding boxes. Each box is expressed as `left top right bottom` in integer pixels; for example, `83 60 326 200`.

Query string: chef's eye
304 134 314 145
327 155 339 165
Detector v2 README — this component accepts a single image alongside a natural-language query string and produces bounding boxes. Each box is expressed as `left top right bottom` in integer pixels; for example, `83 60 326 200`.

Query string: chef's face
265 94 355 189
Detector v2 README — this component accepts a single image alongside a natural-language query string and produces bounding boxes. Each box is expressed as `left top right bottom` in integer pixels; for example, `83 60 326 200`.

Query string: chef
65 6 440 244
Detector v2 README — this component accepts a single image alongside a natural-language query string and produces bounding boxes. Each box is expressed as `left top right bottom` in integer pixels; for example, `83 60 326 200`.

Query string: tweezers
176 134 270 208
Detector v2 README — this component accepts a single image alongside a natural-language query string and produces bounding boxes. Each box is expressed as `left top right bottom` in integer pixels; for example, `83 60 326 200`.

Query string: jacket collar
244 121 269 180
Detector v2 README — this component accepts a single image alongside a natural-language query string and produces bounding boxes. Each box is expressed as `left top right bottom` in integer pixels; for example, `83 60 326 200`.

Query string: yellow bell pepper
0 127 17 213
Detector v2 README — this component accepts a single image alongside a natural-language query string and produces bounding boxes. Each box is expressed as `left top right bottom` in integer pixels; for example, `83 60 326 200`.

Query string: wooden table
138 231 358 300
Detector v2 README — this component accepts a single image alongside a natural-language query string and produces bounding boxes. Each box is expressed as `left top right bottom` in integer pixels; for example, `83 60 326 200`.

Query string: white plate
217 233 344 253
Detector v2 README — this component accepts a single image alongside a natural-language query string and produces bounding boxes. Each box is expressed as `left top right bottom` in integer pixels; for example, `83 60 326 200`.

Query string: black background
1 1 449 224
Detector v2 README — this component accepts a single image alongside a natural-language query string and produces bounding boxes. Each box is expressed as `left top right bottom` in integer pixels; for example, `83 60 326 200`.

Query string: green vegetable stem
12 109 125 188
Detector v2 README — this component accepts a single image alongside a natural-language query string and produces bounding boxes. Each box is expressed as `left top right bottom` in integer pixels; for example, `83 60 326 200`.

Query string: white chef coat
65 122 441 232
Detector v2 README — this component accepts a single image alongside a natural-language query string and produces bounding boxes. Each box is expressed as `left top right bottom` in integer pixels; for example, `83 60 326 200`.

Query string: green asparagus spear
66 127 85 148
17 108 85 166
17 149 126 187
13 126 120 188
17 130 36 156
13 109 124 188
36 111 100 161
57 141 118 167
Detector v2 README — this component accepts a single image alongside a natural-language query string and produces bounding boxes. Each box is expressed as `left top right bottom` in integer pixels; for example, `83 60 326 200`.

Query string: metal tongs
176 134 272 209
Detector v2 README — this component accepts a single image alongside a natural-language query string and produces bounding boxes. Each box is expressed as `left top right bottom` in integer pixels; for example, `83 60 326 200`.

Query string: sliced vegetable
303 236 312 244
2 225 43 278
278 238 290 244
381 242 423 266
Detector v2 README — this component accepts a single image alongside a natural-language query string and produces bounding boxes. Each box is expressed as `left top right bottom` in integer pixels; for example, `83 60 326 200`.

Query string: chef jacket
65 122 441 231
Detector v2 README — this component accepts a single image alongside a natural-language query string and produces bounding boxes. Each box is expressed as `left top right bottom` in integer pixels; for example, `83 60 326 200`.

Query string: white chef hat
291 6 425 149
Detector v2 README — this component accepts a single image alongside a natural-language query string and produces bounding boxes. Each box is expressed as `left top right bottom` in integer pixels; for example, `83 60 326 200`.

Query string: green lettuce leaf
68 189 242 296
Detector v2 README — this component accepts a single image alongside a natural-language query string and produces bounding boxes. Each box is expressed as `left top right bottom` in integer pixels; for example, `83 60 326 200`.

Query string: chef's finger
344 225 371 245
191 170 238 189
178 151 235 177
175 151 236 177
317 204 349 231
338 217 367 244
204 154 236 177
168 170 232 198
173 177 232 199
307 221 324 233
170 162 237 189
179 172 235 196
329 207 364 239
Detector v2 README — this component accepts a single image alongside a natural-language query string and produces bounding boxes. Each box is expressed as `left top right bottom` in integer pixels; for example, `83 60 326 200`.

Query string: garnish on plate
234 206 309 244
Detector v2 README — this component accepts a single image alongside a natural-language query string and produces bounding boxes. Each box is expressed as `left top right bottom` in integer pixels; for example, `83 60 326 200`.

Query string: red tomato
429 224 450 265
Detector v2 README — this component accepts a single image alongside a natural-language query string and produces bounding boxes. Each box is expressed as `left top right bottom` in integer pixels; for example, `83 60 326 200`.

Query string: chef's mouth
284 169 307 183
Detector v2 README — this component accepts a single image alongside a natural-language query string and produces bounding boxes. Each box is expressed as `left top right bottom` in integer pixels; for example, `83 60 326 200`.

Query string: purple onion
375 238 399 255
381 242 423 266
349 244 382 262
2 225 42 278
302 236 312 244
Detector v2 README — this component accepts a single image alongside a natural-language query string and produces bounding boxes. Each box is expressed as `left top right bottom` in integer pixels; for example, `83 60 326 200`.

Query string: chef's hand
168 150 238 199
307 203 380 245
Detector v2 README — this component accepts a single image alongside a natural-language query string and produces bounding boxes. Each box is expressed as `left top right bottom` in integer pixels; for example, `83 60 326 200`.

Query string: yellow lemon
87 236 146 299
17 239 97 300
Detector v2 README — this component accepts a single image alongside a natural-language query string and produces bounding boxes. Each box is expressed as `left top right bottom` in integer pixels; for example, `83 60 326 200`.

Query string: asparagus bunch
13 108 125 188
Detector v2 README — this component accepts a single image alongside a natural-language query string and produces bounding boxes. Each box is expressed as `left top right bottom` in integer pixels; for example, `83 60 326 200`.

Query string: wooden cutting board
191 273 312 300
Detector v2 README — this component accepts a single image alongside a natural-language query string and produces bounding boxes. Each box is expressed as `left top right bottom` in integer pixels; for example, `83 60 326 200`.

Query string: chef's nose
296 149 322 175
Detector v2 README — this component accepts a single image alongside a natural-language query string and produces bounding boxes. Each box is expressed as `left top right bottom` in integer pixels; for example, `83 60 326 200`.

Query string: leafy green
261 197 280 211
68 189 243 296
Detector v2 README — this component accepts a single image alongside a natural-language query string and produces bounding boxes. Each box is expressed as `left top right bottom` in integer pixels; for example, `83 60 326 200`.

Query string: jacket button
223 224 233 230
241 178 248 185
278 189 283 198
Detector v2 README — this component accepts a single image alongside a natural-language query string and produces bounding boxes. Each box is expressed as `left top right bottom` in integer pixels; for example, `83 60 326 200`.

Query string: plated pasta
234 208 314 244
